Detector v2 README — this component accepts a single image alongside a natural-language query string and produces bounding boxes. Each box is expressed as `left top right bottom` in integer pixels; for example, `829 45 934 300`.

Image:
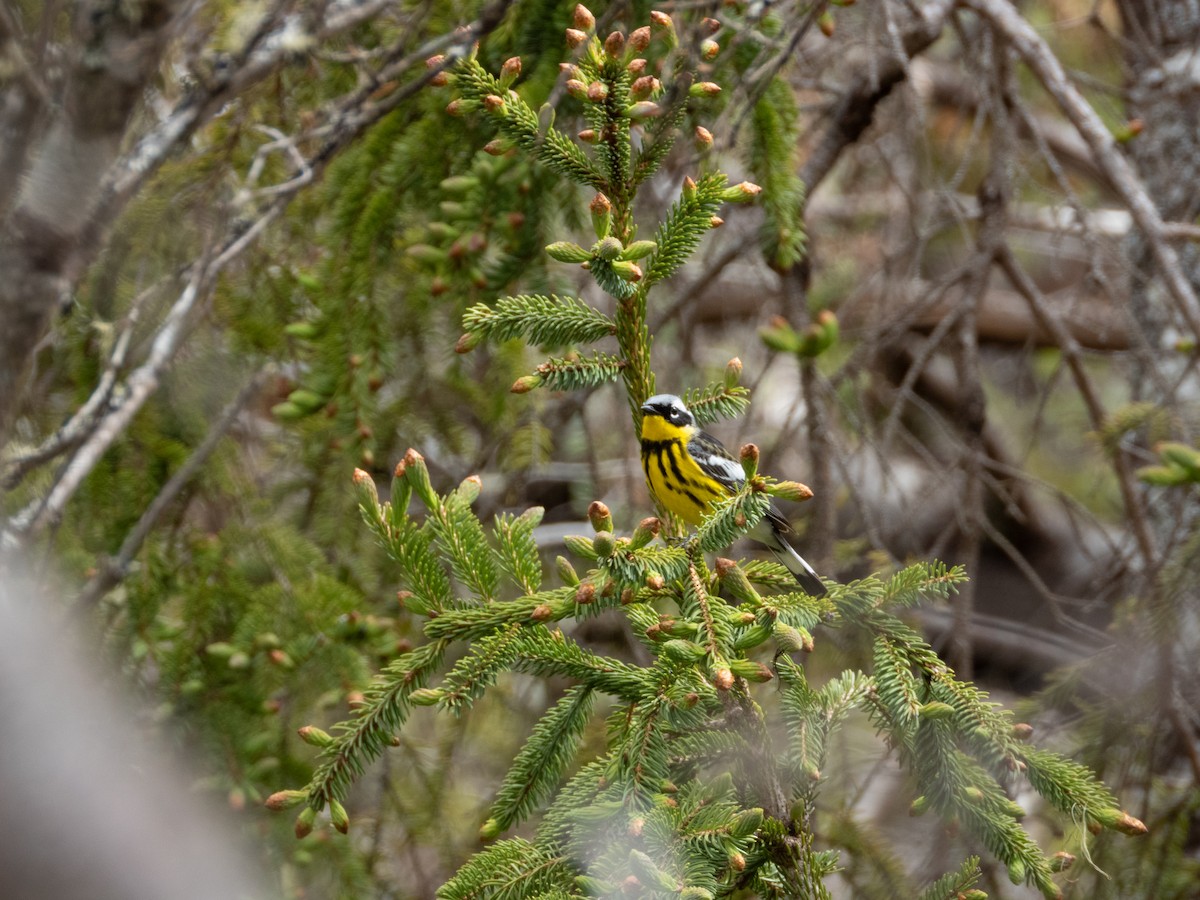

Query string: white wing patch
688 433 745 492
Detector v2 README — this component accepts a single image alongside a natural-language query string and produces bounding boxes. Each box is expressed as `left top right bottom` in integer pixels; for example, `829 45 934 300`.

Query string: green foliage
646 173 731 286
916 856 983 900
271 456 1140 899
749 77 807 272
462 295 616 347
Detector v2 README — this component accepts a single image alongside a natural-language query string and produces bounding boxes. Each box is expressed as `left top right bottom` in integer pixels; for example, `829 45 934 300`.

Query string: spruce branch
632 97 689 186
511 628 645 700
305 640 448 811
423 587 578 641
646 173 730 285
438 624 525 715
916 856 983 900
522 353 626 394
483 686 597 836
749 77 807 272
437 838 578 900
429 485 500 602
694 487 772 554
681 381 752 426
492 507 545 594
454 58 603 189
462 294 616 347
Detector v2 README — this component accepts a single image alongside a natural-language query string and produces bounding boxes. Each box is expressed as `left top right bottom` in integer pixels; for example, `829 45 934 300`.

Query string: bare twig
2 286 152 489
798 0 956 203
961 0 1200 338
73 366 272 608
996 244 1158 567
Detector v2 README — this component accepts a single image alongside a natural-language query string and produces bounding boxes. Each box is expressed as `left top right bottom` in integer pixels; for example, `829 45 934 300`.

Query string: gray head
640 393 694 428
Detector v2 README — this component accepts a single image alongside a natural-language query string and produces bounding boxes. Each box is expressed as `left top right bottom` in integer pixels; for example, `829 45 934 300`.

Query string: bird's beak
640 403 654 414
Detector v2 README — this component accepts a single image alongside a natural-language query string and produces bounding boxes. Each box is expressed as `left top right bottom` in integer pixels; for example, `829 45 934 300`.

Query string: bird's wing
687 430 745 493
689 429 794 534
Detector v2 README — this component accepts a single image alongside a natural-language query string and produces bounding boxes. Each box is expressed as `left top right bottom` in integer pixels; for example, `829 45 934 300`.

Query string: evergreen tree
269 8 1145 898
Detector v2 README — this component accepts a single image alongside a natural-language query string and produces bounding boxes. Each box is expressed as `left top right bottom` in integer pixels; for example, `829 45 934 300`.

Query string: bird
639 393 827 597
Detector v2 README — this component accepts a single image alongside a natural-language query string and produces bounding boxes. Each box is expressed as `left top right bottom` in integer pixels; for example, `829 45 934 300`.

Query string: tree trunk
0 0 181 448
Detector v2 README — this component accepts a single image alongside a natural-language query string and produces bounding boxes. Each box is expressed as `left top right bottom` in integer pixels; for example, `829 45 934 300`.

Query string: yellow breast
640 435 728 525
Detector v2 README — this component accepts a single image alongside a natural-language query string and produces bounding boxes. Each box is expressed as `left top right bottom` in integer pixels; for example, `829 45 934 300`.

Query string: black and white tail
753 521 827 597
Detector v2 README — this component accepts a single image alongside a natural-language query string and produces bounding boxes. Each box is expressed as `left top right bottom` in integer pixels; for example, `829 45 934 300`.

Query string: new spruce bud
722 181 762 203
479 818 502 840
298 725 334 748
352 468 379 511
577 128 598 143
604 30 625 58
546 241 591 263
329 797 350 834
587 500 613 532
455 332 482 354
575 582 596 604
573 4 595 31
739 443 759 480
715 557 762 604
702 17 721 35
1012 722 1034 740
565 78 588 99
629 26 651 51
511 374 542 393
627 57 647 76
713 667 734 691
265 790 307 811
700 38 720 60
593 236 623 260
408 688 442 706
1091 808 1148 835
498 56 522 88
725 357 742 387
294 806 317 838
592 532 616 558
630 516 661 549
565 27 587 48
690 81 721 98
767 480 814 502
590 192 612 239
611 261 644 282
730 658 773 683
620 240 657 261
626 100 660 120
650 10 677 47
556 555 580 585
710 215 724 228
586 81 608 103
403 448 437 508
663 639 707 663
456 474 482 505
695 125 714 149
564 534 599 560
733 623 773 651
631 75 660 99
1051 851 1076 872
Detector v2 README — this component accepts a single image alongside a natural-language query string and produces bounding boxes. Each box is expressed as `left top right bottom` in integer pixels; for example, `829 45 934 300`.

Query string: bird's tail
753 522 827 597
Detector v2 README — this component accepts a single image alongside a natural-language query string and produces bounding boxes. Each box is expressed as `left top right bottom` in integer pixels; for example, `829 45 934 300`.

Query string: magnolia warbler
639 393 827 597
